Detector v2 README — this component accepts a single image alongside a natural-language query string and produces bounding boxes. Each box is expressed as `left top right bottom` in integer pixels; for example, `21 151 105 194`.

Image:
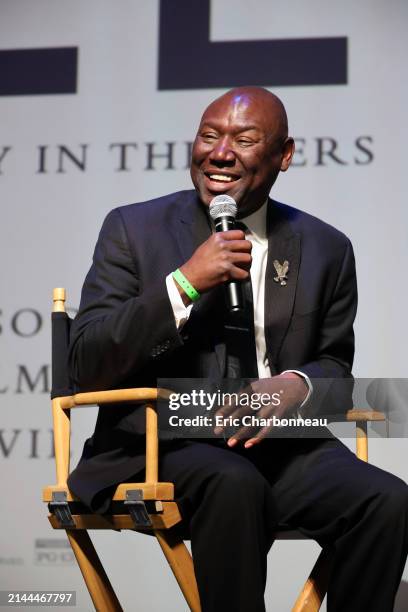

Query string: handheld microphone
209 194 243 312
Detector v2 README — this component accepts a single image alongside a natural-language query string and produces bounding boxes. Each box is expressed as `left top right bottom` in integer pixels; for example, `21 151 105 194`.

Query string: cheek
241 152 266 172
190 151 204 176
252 158 280 179
244 161 266 181
192 139 212 162
191 140 201 162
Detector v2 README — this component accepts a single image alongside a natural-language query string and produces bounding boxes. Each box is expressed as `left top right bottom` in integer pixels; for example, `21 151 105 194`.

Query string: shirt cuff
166 273 193 330
280 369 313 408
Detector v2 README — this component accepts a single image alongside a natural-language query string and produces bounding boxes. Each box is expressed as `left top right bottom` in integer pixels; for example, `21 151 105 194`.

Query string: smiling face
190 87 295 217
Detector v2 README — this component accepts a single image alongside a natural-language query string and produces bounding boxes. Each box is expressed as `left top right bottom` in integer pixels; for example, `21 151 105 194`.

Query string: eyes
200 131 257 148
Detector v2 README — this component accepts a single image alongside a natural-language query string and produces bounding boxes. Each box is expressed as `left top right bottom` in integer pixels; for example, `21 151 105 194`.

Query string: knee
375 475 408 521
210 458 269 506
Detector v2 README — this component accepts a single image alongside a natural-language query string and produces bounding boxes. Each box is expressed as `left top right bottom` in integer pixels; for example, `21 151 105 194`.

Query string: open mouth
204 172 240 185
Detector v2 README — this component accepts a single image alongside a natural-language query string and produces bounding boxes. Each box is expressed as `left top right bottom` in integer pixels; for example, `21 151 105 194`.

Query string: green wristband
172 268 201 302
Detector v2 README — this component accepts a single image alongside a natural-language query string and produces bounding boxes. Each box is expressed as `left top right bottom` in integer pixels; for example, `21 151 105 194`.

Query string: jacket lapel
175 191 212 262
264 200 301 373
174 192 226 376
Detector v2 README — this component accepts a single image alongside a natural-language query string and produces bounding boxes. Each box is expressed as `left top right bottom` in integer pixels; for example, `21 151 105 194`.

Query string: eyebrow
200 122 261 134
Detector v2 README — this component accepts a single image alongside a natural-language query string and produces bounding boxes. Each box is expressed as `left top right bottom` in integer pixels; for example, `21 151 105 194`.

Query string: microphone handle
214 216 243 312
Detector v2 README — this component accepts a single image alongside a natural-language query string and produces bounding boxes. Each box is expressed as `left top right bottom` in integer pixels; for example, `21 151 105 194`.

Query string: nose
210 135 236 165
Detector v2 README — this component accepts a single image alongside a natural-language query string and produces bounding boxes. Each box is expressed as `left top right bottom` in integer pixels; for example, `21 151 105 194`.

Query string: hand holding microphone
209 195 246 311
178 195 252 309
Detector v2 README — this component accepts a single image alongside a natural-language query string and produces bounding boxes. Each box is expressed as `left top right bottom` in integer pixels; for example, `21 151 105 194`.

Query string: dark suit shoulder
113 189 197 224
272 199 352 250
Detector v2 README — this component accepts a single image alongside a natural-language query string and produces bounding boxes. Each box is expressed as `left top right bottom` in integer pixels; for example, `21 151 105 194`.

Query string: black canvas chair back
51 307 73 398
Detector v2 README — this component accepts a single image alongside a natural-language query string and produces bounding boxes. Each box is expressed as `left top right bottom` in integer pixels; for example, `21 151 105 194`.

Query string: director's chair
43 288 385 611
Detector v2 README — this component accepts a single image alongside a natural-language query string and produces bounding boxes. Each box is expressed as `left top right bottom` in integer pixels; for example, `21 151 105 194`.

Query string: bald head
191 86 294 216
201 86 289 146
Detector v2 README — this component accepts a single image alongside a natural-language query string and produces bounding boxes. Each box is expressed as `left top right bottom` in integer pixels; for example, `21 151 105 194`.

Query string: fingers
214 392 254 437
214 384 253 423
243 426 273 449
182 230 252 293
226 240 252 253
213 402 238 435
229 254 252 276
226 423 259 447
219 236 252 273
215 231 252 252
219 229 246 241
227 423 273 448
215 253 252 280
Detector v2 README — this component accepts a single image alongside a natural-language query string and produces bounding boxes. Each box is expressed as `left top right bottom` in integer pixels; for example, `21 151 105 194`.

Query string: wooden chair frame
43 288 385 611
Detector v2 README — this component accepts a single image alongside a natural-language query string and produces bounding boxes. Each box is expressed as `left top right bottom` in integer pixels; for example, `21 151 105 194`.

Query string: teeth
209 174 233 182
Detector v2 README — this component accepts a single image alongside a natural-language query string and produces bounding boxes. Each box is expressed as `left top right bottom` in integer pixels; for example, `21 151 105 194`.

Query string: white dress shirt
165 202 312 406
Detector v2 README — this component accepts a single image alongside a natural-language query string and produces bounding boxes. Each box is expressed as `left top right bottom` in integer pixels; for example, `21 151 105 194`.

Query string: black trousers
155 437 408 612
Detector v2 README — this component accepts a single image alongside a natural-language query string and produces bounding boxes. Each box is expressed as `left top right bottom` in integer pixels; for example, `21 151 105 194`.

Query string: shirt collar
240 200 268 242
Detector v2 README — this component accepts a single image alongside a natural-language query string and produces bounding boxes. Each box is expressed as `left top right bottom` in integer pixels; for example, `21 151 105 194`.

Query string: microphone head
209 194 237 221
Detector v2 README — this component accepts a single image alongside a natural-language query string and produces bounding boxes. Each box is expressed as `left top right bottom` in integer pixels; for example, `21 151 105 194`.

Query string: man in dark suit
68 87 408 611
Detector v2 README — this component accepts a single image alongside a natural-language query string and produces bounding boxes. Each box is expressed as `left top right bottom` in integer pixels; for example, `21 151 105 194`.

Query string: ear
280 138 295 172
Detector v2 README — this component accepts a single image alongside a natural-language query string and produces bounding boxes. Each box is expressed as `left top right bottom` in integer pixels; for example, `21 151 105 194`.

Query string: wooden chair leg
292 548 333 612
356 421 368 462
154 529 201 612
66 530 123 612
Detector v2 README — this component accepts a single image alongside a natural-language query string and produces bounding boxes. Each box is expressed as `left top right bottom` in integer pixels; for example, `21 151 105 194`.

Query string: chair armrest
51 387 171 488
65 387 171 409
346 408 385 422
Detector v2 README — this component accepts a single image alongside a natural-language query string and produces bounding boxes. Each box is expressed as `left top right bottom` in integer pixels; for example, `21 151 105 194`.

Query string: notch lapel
174 192 226 376
175 192 212 263
264 200 301 373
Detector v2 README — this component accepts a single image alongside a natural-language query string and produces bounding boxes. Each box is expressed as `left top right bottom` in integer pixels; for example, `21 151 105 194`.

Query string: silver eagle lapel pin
273 259 289 286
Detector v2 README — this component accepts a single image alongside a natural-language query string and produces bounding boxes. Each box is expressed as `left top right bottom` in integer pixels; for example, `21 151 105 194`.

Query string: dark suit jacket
67 190 357 511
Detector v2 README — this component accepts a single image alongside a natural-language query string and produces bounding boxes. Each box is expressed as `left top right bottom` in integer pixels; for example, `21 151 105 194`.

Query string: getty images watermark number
0 592 76 606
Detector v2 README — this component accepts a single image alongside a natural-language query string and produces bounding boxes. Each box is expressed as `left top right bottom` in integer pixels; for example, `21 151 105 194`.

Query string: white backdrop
1 1 407 610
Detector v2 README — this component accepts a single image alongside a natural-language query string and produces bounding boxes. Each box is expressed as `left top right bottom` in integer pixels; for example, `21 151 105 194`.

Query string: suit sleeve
68 208 184 390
